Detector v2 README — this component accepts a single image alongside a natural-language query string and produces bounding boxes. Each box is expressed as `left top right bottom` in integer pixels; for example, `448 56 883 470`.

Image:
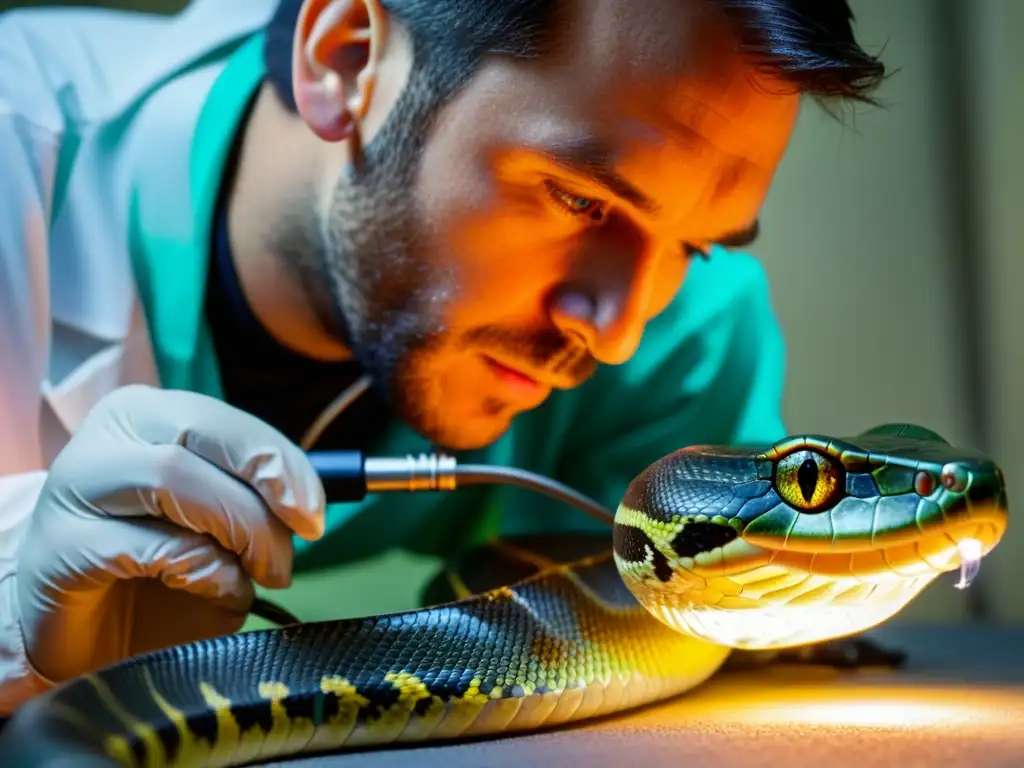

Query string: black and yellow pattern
0 546 728 767
0 424 1009 767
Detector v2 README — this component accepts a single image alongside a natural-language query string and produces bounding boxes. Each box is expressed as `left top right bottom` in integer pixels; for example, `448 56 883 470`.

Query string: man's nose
548 228 659 366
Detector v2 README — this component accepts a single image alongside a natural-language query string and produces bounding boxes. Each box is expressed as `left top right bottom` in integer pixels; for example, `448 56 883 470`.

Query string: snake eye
774 450 843 512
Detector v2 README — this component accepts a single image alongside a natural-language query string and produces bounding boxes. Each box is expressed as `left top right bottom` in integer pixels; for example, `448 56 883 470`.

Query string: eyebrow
538 138 660 214
537 137 761 248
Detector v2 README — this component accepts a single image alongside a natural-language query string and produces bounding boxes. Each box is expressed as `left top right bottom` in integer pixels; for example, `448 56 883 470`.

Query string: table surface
267 622 1024 768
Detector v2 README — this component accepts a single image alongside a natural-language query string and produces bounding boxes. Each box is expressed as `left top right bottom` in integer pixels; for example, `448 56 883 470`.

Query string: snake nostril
914 470 936 496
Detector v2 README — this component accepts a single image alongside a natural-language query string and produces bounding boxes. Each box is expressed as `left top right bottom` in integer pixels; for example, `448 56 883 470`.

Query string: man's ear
292 0 388 143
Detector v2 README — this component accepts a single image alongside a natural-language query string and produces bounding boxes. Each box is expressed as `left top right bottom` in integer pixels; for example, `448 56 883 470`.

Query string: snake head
612 423 1009 651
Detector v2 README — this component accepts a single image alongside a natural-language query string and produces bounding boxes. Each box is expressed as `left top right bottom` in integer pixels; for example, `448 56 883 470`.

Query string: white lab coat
0 0 277 713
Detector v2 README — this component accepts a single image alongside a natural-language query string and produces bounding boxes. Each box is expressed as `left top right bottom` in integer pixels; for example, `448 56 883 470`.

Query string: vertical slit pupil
798 458 819 503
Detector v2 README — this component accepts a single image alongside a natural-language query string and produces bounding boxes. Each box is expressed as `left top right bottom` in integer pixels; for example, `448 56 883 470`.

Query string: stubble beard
276 63 598 450
312 67 460 446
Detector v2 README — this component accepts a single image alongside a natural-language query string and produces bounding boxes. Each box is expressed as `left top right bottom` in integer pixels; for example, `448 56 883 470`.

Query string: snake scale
0 423 1008 766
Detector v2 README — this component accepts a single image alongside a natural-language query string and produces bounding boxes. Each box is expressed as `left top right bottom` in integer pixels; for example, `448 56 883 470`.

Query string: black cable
453 464 614 526
249 450 617 627
307 450 616 525
249 597 301 626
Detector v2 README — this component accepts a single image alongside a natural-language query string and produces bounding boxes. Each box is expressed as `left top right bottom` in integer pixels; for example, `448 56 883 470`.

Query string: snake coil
0 423 1008 767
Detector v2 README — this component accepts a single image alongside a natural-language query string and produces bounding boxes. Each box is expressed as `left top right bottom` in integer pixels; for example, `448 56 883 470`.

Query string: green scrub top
129 34 788 610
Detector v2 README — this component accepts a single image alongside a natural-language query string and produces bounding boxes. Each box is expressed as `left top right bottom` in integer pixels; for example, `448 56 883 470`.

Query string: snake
0 422 1008 767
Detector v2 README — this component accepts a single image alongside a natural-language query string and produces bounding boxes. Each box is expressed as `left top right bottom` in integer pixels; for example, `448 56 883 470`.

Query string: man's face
320 0 799 451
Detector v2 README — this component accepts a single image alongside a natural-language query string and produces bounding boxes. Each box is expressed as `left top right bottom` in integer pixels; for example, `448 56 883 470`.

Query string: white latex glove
14 384 325 684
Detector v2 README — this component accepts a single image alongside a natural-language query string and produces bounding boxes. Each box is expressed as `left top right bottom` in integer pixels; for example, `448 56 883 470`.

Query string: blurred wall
755 0 981 623
962 0 1024 624
754 0 1024 625
1 0 1020 624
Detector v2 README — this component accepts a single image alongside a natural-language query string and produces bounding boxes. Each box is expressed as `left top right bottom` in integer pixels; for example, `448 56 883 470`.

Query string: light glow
646 676 1024 733
583 675 1024 764
656 576 936 650
954 537 983 590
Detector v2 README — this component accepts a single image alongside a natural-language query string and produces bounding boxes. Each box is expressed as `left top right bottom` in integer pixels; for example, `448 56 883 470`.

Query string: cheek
418 161 578 320
451 227 574 326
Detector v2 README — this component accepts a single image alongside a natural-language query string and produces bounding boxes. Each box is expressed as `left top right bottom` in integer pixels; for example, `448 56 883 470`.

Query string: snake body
0 424 1008 766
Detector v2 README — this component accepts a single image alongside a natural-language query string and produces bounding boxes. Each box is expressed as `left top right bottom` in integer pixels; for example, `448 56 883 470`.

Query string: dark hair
263 0 886 113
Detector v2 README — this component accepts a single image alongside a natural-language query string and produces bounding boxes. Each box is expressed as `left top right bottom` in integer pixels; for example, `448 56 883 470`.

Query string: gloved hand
14 384 325 684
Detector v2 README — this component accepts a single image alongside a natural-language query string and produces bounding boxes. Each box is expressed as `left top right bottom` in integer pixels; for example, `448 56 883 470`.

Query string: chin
410 402 519 452
430 416 516 452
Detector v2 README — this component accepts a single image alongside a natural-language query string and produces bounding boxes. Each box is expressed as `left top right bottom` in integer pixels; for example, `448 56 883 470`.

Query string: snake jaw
638 505 1007 650
620 505 1008 651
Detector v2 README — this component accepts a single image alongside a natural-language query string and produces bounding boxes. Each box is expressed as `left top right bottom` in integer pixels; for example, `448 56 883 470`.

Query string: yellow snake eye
774 450 843 512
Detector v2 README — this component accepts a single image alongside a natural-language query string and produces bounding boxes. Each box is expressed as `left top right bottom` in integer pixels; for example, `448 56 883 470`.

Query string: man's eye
545 180 606 221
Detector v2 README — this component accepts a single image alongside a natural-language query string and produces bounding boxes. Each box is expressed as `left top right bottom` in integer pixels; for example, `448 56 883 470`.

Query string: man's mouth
482 356 547 399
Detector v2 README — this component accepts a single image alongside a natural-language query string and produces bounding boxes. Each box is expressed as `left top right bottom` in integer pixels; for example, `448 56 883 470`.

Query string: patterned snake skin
0 424 1009 767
